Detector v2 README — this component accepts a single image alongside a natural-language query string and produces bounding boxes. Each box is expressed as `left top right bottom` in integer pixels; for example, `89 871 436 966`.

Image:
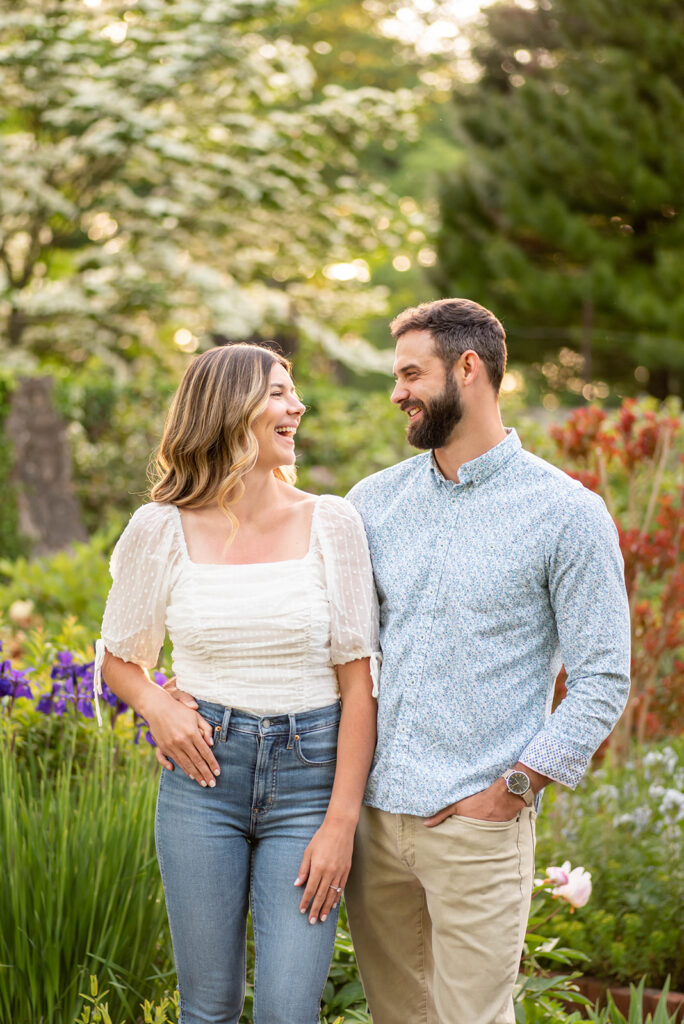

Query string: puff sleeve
316 495 382 696
93 503 180 723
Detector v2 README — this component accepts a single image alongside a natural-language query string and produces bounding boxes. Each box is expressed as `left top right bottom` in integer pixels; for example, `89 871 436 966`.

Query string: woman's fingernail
214 769 220 776
294 877 301 886
320 914 327 922
209 779 216 788
309 916 316 924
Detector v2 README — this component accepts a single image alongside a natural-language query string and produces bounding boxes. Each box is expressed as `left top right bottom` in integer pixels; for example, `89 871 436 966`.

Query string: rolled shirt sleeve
93 503 179 722
519 488 631 787
316 495 382 695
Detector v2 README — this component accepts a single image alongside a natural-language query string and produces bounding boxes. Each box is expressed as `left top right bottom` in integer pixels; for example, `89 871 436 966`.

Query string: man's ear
458 350 481 387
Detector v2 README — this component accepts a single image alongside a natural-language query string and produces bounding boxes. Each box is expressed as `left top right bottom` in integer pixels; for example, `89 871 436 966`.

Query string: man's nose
390 382 407 405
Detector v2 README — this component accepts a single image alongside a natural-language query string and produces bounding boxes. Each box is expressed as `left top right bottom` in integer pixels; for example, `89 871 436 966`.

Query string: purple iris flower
0 666 33 700
35 682 68 715
134 715 157 747
76 697 95 719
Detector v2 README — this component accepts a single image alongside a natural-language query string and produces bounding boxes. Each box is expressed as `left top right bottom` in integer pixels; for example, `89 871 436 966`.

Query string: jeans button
262 719 271 728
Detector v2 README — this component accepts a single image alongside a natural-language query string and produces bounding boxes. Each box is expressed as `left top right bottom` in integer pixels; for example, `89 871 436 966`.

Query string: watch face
507 771 530 795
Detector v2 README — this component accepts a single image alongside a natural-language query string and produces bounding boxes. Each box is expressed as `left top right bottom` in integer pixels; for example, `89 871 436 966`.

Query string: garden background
0 0 682 1022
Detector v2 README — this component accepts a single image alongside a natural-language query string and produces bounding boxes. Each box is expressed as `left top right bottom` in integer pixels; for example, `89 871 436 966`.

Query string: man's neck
432 414 507 483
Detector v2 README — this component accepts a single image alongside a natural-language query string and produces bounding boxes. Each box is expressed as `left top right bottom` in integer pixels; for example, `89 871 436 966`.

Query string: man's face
391 330 463 450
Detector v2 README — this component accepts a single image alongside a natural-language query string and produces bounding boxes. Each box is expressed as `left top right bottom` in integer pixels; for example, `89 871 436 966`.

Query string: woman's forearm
102 650 168 719
102 651 220 785
325 658 377 827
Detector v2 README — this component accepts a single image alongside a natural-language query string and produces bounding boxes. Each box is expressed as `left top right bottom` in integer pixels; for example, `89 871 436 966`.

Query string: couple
95 297 631 1024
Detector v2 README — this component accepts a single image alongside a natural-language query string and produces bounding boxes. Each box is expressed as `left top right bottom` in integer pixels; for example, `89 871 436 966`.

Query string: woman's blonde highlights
150 345 296 538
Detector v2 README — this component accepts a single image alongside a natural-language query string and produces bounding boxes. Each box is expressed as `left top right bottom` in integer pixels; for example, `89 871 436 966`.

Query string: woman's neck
212 467 294 529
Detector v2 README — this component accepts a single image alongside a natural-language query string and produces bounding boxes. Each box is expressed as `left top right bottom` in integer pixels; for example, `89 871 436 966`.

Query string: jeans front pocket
294 721 339 767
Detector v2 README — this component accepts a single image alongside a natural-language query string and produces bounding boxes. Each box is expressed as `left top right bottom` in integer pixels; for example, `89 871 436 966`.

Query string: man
343 298 630 1024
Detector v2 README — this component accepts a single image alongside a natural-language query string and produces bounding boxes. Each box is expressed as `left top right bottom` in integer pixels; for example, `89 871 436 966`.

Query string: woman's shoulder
119 501 178 546
313 494 365 533
128 500 177 526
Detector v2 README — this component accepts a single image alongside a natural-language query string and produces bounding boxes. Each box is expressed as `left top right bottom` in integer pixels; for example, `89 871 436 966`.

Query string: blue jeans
155 699 341 1024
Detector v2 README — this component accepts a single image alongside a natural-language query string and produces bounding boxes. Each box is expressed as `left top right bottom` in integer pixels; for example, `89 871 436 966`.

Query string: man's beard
405 372 463 450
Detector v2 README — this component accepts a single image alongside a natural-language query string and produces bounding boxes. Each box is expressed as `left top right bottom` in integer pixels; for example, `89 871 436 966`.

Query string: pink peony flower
544 861 571 886
553 866 592 910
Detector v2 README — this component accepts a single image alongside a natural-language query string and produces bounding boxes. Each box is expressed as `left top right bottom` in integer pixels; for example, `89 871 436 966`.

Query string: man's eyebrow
393 362 422 379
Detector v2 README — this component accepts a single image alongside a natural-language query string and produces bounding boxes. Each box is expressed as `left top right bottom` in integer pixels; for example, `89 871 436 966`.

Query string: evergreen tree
435 0 684 397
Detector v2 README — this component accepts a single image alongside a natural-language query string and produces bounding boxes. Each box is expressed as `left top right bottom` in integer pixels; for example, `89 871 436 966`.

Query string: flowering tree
0 0 417 370
549 398 683 750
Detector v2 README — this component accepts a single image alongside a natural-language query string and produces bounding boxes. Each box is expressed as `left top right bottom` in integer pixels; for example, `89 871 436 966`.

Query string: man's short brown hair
390 298 507 393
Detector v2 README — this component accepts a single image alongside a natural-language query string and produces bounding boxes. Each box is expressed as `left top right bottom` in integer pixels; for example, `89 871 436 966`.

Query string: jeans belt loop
287 713 297 749
217 706 232 743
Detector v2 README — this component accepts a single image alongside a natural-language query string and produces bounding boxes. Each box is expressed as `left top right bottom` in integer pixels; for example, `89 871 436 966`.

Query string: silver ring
329 885 342 893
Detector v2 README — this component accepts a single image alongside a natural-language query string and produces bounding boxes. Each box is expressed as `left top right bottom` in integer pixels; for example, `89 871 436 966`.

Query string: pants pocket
447 812 520 831
294 721 339 767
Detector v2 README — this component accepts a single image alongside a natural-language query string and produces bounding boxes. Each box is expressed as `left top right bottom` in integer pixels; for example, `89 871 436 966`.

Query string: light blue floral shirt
346 429 631 817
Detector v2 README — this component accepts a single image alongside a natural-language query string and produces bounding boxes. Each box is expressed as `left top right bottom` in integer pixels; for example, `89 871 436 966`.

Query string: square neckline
172 499 321 568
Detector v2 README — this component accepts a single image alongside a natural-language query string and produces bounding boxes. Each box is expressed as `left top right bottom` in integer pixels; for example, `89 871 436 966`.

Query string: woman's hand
294 817 355 924
144 688 220 787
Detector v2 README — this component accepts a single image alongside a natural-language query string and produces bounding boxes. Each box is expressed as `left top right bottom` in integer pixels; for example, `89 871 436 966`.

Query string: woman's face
252 362 305 470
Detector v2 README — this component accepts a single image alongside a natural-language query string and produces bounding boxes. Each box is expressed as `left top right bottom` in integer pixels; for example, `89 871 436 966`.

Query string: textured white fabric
94 495 380 717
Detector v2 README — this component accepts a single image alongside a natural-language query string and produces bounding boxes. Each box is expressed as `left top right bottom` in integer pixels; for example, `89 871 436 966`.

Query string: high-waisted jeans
155 699 341 1024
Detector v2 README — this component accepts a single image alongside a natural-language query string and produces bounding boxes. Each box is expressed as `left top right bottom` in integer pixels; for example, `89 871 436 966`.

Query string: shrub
535 739 684 989
0 526 120 636
547 398 683 746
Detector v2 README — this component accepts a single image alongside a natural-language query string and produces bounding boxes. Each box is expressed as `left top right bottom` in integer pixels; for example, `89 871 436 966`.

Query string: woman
93 344 380 1024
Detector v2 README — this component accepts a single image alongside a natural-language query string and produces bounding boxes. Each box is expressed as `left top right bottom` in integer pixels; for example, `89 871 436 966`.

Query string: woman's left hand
294 818 355 924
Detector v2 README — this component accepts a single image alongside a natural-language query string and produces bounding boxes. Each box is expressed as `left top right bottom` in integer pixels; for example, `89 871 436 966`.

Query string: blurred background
1 3 682 1022
2 0 683 549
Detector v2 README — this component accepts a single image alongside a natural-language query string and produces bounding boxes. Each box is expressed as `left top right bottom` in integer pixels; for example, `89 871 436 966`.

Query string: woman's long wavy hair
150 344 296 538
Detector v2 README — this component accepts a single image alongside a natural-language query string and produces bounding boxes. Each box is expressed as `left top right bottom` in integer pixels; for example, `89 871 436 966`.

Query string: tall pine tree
435 0 684 397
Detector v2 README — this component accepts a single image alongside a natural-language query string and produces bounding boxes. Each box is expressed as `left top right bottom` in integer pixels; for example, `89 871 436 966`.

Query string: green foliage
296 373 413 496
435 0 684 397
0 371 29 559
582 977 679 1024
53 362 177 533
535 740 684 989
0 735 172 1024
0 524 120 635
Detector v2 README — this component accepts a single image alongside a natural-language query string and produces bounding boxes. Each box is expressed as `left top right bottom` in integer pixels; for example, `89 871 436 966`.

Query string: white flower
8 599 34 626
659 789 684 823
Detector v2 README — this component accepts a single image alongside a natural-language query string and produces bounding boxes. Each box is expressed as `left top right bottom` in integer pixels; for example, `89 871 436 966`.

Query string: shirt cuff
332 650 382 698
519 733 588 789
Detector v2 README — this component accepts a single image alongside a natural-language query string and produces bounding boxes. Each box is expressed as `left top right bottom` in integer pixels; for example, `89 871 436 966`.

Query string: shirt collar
429 428 522 487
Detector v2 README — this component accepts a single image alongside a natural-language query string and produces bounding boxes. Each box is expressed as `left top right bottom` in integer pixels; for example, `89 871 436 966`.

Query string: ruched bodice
94 496 381 719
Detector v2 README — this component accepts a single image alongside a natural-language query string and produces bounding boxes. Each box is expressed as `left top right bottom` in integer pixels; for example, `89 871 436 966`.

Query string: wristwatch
501 769 535 807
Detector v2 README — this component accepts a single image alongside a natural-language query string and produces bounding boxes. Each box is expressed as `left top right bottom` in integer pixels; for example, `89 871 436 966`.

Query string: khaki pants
345 805 536 1024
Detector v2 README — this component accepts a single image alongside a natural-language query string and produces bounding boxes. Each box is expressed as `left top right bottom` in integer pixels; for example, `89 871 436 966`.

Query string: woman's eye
271 391 283 398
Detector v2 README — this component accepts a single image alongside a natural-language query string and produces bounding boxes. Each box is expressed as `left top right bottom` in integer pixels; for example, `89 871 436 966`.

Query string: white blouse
93 495 380 720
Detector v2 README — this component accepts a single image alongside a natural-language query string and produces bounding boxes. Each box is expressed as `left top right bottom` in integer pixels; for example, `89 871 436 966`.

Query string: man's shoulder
516 447 584 494
346 452 429 507
516 446 613 527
